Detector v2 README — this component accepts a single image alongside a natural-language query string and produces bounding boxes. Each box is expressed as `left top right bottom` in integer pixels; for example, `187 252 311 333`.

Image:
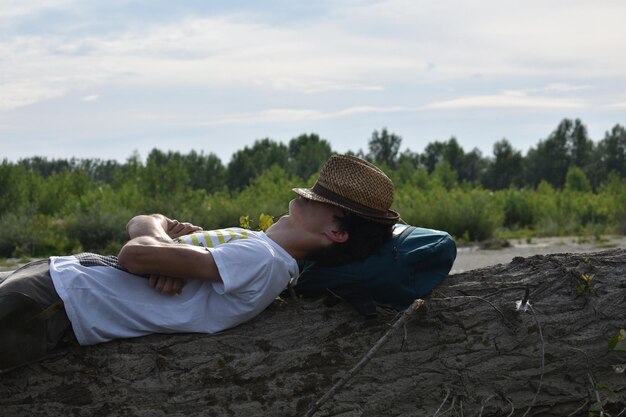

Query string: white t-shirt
49 228 298 345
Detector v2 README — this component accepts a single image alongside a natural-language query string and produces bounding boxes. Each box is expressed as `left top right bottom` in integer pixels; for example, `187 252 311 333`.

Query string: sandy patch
452 234 626 274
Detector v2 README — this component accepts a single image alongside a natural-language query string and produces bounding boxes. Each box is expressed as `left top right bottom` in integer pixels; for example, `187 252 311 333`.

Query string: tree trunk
1 249 624 416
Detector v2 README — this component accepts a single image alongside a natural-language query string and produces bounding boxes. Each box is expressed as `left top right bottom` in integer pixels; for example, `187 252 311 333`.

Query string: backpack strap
392 225 417 259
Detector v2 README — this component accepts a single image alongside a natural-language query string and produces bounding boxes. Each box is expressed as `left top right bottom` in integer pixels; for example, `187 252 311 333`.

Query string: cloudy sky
2 0 625 164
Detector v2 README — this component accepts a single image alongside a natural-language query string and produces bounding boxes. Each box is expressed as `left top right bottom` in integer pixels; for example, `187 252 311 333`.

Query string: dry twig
477 394 495 417
566 400 589 417
432 388 451 417
505 397 515 417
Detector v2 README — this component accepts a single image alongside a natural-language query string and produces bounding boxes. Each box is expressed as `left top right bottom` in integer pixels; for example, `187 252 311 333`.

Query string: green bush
0 212 35 257
0 212 78 258
1 148 625 260
499 188 535 229
66 205 132 255
598 173 626 234
228 165 298 225
395 182 503 241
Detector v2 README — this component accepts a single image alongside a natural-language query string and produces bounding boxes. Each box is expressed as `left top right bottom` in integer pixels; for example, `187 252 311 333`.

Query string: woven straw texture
293 155 399 224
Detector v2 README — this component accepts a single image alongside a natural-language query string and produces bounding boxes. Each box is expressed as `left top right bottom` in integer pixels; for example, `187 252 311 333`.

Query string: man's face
288 197 344 235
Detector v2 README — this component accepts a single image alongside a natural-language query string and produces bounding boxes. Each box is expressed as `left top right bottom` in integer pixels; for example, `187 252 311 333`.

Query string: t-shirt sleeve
207 238 273 296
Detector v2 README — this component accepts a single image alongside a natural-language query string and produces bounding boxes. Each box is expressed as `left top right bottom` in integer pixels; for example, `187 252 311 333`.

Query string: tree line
0 118 625 258
9 118 626 192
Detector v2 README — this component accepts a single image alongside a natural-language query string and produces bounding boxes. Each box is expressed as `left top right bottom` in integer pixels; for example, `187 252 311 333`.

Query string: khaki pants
0 260 73 351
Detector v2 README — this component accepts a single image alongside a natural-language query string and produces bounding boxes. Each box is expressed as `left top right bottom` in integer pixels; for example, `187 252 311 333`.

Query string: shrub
395 182 503 241
500 188 535 229
0 212 78 258
66 205 132 254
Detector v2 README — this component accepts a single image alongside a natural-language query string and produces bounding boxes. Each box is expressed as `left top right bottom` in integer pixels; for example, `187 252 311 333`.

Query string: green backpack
293 225 456 313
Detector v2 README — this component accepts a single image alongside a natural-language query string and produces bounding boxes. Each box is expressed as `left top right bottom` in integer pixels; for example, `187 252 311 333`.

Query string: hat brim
292 187 399 225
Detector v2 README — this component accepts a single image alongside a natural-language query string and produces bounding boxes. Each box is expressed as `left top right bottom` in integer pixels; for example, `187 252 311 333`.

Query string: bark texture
1 249 625 416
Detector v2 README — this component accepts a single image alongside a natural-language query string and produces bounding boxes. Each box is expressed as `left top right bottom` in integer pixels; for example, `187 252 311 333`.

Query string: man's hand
166 218 203 239
149 274 186 296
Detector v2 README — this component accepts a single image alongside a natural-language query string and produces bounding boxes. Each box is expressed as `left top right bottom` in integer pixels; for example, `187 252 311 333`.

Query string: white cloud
0 0 76 18
537 83 593 93
608 101 626 109
330 106 412 116
155 105 414 127
331 0 626 78
1 0 624 166
0 14 409 111
268 79 384 94
425 93 585 110
3 0 625 113
0 81 65 111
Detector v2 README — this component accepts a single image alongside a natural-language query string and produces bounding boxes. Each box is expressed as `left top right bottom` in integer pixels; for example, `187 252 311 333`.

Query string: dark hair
308 210 394 267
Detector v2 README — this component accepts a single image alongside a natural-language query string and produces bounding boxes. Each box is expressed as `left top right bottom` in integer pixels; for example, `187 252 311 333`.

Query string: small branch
566 346 593 363
566 400 589 417
432 388 450 417
505 397 515 417
441 395 456 416
477 394 495 417
304 299 425 417
287 281 298 300
588 373 604 416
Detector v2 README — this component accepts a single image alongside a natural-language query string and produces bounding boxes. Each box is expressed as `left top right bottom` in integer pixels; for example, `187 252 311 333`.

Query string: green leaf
609 329 626 351
605 390 618 403
589 401 602 412
613 340 626 352
239 215 250 230
595 382 609 390
258 213 274 232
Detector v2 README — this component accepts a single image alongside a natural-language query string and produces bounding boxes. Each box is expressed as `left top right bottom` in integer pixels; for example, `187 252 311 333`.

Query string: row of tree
10 118 626 193
0 118 624 258
367 119 625 190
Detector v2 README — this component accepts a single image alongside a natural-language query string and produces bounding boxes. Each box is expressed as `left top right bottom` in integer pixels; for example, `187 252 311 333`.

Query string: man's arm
118 236 222 283
119 215 220 295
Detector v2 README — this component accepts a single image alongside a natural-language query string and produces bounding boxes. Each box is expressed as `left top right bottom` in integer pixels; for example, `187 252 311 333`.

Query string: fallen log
1 249 624 416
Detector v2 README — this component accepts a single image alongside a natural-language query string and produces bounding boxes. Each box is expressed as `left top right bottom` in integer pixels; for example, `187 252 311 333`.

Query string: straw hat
293 154 400 224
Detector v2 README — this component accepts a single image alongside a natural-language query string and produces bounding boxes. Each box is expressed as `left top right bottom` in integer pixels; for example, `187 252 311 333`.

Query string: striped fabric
174 228 250 248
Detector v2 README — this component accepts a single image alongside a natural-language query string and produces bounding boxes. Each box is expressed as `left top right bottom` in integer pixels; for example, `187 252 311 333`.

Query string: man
0 154 399 369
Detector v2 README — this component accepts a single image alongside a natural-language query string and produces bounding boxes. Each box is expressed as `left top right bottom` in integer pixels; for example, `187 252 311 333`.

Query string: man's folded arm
117 237 223 284
126 214 171 240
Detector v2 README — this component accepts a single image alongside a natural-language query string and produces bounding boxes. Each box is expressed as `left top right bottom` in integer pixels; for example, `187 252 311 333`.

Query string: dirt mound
1 249 625 416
